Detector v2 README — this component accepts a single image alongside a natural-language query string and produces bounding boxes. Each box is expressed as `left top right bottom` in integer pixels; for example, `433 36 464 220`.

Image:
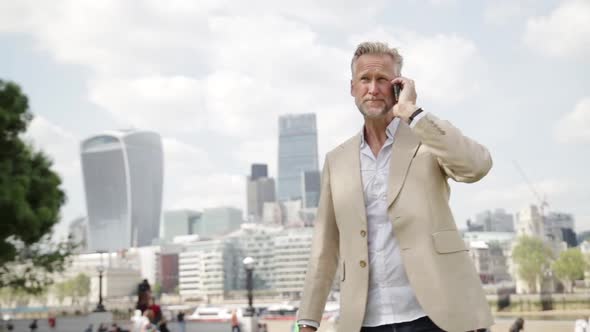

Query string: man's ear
350 79 353 96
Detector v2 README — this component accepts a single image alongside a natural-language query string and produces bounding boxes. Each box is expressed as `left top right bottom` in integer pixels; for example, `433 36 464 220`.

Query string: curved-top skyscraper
81 130 164 252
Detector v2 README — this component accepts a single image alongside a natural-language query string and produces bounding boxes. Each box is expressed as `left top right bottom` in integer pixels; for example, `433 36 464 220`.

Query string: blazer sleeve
412 112 493 183
297 154 340 324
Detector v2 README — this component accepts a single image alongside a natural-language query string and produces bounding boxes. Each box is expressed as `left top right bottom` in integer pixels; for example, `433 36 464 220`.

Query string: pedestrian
98 322 109 332
148 297 162 325
231 309 240 332
509 317 524 332
177 311 186 332
297 41 494 332
140 309 159 332
148 297 168 332
29 319 38 332
136 279 152 314
48 315 56 329
84 324 93 332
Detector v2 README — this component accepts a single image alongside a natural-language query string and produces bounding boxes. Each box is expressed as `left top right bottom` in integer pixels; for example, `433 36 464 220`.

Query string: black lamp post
94 251 106 312
243 256 255 317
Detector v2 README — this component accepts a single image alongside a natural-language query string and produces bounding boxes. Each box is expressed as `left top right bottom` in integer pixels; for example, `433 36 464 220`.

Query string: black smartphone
392 83 402 102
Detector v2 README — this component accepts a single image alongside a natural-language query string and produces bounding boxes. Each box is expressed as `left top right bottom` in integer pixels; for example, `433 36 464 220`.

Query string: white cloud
484 0 537 25
0 0 384 76
554 97 590 143
89 76 207 134
524 0 590 59
26 116 79 179
162 137 212 175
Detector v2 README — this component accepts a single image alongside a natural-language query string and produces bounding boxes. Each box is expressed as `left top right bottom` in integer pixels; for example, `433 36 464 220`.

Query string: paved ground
1 318 226 332
1 316 581 332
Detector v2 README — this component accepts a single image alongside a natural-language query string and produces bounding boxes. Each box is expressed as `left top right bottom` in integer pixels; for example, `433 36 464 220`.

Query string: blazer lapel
340 134 368 227
387 121 421 208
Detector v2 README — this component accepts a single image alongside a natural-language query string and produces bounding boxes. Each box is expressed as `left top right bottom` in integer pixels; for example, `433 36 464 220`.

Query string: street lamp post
540 267 554 311
94 251 106 312
243 257 256 317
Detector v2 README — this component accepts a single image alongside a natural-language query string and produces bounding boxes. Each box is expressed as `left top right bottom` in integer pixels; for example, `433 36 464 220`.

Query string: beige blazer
298 113 494 332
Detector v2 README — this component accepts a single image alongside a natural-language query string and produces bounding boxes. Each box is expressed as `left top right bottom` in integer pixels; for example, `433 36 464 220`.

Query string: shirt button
360 230 366 237
360 260 367 268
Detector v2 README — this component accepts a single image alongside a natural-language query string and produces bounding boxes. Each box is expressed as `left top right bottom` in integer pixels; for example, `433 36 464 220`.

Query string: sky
0 0 589 240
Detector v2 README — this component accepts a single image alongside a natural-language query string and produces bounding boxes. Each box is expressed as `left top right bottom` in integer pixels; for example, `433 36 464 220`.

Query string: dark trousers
360 316 445 332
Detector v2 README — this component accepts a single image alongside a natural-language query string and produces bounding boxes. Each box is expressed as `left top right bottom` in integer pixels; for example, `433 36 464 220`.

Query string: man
297 42 494 332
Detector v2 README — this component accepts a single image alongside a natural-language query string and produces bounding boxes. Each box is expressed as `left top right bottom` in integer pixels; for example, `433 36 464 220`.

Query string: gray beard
356 103 390 119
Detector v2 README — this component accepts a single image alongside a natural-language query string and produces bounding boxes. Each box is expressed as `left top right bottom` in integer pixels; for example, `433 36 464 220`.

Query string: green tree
512 236 554 293
0 80 74 294
71 273 91 305
552 248 587 293
153 282 162 298
54 281 68 305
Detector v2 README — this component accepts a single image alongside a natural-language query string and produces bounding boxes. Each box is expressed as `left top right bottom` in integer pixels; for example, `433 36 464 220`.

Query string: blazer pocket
432 230 468 254
340 260 345 282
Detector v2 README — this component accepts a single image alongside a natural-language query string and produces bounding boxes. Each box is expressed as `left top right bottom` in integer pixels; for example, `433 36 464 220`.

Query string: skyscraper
277 113 319 201
246 163 276 222
81 130 164 252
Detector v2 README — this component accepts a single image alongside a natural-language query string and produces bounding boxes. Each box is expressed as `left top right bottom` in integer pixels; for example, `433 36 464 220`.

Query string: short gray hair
351 41 403 76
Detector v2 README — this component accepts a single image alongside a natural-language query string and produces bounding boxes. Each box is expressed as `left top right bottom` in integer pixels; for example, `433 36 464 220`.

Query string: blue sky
1 0 588 239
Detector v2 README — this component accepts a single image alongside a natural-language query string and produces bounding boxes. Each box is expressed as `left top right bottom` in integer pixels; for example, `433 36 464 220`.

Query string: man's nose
368 80 379 94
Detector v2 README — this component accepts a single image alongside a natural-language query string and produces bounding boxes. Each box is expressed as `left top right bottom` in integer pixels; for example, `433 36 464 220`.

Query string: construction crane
513 160 549 218
512 159 554 242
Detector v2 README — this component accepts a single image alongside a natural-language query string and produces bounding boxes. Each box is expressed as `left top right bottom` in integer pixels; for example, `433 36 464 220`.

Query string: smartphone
392 83 402 102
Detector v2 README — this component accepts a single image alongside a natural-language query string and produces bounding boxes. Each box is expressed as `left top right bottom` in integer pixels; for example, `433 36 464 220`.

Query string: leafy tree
54 281 69 305
0 80 74 293
71 273 91 305
552 248 587 293
512 236 554 293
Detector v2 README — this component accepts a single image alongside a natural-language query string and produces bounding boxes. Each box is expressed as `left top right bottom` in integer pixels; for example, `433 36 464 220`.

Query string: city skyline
0 0 588 239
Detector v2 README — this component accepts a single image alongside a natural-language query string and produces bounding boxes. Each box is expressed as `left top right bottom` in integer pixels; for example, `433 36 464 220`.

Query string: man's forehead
354 54 395 74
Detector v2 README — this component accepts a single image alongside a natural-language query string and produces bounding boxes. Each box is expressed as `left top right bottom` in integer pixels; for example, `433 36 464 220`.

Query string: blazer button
360 260 367 268
360 230 366 237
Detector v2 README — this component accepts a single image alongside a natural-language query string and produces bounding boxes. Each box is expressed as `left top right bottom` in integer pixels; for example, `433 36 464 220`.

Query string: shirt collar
360 117 401 148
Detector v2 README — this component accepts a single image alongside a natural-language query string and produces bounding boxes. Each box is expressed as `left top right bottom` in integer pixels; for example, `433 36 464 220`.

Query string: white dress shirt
359 117 425 327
